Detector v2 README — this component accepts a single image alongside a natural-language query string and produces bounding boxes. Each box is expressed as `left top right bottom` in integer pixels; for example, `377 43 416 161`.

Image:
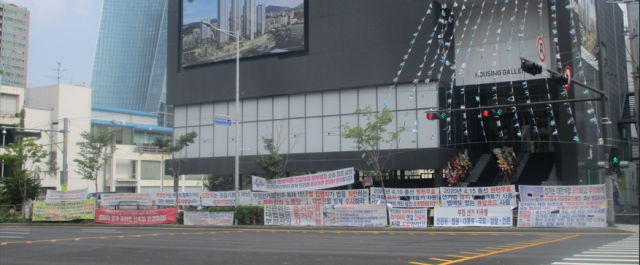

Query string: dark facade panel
167 0 443 106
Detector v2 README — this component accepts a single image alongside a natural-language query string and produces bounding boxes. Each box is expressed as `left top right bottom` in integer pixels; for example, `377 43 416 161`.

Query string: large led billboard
181 0 305 67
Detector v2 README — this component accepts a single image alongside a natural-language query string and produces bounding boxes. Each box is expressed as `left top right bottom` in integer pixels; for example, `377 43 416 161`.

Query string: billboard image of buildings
181 0 305 67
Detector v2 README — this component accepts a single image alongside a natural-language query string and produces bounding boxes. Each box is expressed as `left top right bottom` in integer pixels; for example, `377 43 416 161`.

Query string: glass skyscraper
91 0 168 117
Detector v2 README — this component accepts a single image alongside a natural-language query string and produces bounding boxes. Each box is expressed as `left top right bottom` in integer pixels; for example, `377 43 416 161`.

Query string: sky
13 0 102 88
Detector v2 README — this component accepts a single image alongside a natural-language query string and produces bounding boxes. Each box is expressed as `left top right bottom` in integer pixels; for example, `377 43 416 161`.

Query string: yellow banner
33 199 96 221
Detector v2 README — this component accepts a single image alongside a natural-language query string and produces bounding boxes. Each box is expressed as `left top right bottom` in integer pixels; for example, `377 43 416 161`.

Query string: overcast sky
14 0 102 88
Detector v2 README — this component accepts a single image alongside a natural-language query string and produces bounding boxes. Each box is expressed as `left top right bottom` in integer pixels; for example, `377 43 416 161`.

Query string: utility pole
47 62 68 84
61 118 69 191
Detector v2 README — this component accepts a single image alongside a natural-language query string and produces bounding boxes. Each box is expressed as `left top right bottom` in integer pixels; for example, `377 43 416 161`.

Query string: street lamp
201 21 241 208
2 129 5 178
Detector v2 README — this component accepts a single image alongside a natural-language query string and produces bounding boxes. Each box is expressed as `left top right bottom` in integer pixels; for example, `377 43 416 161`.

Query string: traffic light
426 113 438 120
551 73 569 86
481 110 490 118
610 147 620 172
492 109 503 116
521 59 543 75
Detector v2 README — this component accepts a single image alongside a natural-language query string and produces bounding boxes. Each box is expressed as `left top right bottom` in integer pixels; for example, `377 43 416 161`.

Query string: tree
74 131 112 193
0 137 48 217
339 105 404 206
203 174 252 191
253 121 301 180
152 131 198 207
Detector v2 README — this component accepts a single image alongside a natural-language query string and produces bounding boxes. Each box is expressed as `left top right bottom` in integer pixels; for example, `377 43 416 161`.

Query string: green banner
33 199 96 221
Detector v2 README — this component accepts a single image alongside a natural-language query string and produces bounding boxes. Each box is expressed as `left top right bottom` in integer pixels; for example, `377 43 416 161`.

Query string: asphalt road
0 226 637 265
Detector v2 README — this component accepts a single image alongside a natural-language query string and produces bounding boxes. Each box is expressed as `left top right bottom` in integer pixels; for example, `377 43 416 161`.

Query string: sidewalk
615 207 639 225
615 224 639 233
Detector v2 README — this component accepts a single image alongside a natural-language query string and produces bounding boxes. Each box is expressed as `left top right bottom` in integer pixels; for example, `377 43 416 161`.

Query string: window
5 9 27 17
140 161 161 180
5 72 24 79
2 40 25 48
2 24 25 32
1 55 24 63
7 80 23 87
3 32 25 40
2 64 23 71
2 16 26 25
0 93 18 115
1 48 24 55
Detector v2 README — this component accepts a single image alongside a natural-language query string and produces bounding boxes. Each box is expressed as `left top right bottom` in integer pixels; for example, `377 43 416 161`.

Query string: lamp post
2 129 5 178
202 21 241 208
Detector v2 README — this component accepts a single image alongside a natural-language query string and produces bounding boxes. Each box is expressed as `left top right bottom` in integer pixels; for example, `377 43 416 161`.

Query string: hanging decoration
555 0 579 142
492 146 517 185
454 0 478 141
490 0 509 141
568 0 603 145
459 0 490 142
444 149 474 187
474 0 498 142
546 0 561 139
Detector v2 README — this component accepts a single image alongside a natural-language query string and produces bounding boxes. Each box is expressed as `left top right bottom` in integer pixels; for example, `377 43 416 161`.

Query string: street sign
214 117 233 127
537 36 546 62
563 66 572 90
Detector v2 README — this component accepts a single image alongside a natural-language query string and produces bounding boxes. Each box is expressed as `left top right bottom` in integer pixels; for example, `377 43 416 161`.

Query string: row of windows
1 39 25 48
1 55 24 63
1 47 23 55
8 80 23 87
5 71 23 79
4 9 27 17
3 31 25 40
1 16 26 25
2 63 23 71
1 24 25 32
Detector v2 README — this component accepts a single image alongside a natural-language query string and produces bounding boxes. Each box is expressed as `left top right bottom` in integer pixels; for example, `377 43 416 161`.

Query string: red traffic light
426 113 437 120
481 110 490 117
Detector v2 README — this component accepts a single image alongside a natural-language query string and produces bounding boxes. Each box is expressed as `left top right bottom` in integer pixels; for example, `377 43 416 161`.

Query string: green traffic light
496 109 503 116
440 113 446 119
612 157 619 164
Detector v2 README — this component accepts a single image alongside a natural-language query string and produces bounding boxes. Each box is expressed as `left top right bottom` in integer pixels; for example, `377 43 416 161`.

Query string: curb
0 223 632 234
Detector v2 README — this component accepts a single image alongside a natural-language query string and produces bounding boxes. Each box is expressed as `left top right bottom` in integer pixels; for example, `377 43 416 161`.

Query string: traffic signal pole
596 30 615 227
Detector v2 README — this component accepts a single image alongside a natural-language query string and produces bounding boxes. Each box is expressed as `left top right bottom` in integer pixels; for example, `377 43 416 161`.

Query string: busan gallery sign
252 168 355 192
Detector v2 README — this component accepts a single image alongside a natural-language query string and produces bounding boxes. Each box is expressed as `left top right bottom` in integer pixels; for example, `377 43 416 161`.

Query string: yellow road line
476 249 494 252
433 235 579 265
50 240 56 242
430 258 455 262
409 262 432 265
460 252 482 255
446 255 470 258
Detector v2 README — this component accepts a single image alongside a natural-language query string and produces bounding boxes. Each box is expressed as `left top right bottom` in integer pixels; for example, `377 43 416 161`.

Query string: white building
1 84 199 197
257 4 265 35
243 0 256 40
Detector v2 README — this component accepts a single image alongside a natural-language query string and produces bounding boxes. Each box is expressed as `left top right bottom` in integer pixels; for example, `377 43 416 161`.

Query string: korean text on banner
94 208 177 224
264 205 322 226
389 208 428 227
202 190 251 206
32 199 96 221
435 206 513 227
153 192 201 206
440 185 517 207
252 168 354 192
45 188 88 202
308 189 369 205
370 188 439 207
184 211 234 226
100 193 152 206
251 191 308 206
517 185 606 228
324 205 388 227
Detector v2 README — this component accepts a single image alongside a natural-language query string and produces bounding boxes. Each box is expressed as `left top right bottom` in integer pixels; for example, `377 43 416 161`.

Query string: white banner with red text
434 206 513 227
252 168 355 192
184 211 234 226
264 205 322 226
370 188 439 207
388 208 428 227
439 185 517 207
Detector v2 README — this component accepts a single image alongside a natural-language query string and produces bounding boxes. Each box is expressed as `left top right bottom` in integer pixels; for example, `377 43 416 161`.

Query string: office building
0 1 29 88
91 0 170 126
218 0 229 44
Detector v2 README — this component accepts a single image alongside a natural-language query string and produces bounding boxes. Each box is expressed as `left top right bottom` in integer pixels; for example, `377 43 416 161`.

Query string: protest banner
183 211 234 226
370 188 439 207
100 193 152 206
252 168 354 192
264 205 322 226
517 185 606 228
94 208 177 224
153 192 201 206
325 205 388 227
202 190 251 206
45 188 88 202
389 208 428 227
434 206 513 227
308 189 369 205
439 185 517 207
251 191 308 205
32 199 96 221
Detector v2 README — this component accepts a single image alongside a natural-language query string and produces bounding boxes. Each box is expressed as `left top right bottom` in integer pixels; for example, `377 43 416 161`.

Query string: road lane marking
445 255 470 259
563 258 639 262
575 254 638 258
460 252 482 255
408 262 432 265
412 235 579 265
50 240 56 242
